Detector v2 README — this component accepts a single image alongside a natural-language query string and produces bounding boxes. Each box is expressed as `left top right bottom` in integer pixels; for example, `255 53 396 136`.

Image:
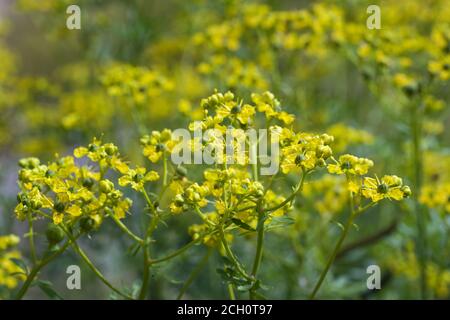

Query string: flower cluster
15 139 134 230
101 63 174 104
0 235 24 290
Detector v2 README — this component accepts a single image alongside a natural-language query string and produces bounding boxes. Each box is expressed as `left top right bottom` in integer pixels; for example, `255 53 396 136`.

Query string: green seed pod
88 143 98 152
176 166 188 177
79 216 96 232
341 161 352 170
377 183 389 194
82 177 95 188
30 199 43 210
295 154 306 166
174 194 184 207
45 169 55 178
54 201 66 213
155 143 165 152
231 105 241 114
46 223 65 244
316 158 327 167
104 144 118 156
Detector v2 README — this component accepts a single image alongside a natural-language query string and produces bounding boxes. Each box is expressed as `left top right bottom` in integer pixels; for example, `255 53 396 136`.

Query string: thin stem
149 235 210 265
219 226 252 281
64 230 133 300
176 249 212 299
249 202 265 300
26 212 37 266
309 190 370 300
251 202 265 277
162 154 168 186
138 190 160 300
411 98 427 299
265 171 307 213
194 207 215 226
15 237 76 300
110 214 143 244
309 211 354 300
227 283 236 300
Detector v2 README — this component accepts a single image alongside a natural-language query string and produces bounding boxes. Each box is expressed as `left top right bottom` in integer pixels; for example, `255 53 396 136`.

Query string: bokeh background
0 0 449 299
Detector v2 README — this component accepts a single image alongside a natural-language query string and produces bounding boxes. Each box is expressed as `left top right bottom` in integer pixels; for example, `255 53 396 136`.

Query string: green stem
251 140 258 182
309 212 355 300
26 212 37 266
251 200 265 270
219 226 252 281
265 171 306 213
177 249 212 300
162 154 168 186
138 191 160 300
411 98 427 299
15 237 76 300
149 234 212 265
64 231 133 300
227 283 236 300
249 203 265 300
110 214 143 244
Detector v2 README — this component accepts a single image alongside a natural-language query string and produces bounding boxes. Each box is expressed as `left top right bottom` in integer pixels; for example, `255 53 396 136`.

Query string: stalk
15 237 76 300
410 97 427 299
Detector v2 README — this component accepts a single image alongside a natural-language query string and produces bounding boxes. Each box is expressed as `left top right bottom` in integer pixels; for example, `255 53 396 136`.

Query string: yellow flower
428 55 450 81
362 175 410 202
328 154 373 176
141 130 176 163
66 204 82 217
118 167 160 191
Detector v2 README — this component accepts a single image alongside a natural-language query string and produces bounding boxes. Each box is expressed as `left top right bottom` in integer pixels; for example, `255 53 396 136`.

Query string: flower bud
401 186 412 198
104 144 118 156
160 129 172 142
30 199 43 210
320 134 334 145
295 154 306 166
174 194 184 207
316 145 332 159
176 166 188 177
82 177 95 188
54 201 66 213
316 158 327 167
79 216 96 232
224 92 234 101
46 223 65 244
99 179 114 193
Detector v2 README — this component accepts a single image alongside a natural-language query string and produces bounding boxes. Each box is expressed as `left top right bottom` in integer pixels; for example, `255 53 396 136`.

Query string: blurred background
0 0 449 299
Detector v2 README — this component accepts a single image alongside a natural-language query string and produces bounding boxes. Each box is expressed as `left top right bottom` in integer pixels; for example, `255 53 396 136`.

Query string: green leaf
237 283 253 292
9 271 27 277
264 216 294 231
231 218 256 232
127 243 141 256
10 258 28 275
35 280 64 300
